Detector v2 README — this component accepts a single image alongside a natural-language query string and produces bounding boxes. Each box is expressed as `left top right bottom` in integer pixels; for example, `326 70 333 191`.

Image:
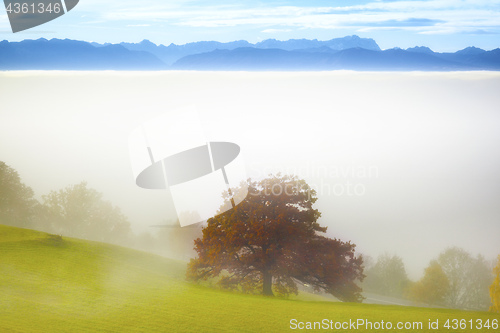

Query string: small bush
44 233 65 246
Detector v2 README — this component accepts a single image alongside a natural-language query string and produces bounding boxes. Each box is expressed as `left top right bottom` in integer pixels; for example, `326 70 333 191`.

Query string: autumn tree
409 260 449 306
41 182 132 244
490 255 500 313
0 161 37 227
187 175 364 301
363 254 409 297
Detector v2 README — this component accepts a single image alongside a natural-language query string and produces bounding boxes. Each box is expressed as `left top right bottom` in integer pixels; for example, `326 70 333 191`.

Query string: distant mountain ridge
0 38 166 70
253 35 380 51
172 46 500 71
0 36 499 71
96 35 381 66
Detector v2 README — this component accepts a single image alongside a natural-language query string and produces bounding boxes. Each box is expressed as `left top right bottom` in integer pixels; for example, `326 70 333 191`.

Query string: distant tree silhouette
363 254 409 297
41 182 132 244
438 247 491 310
0 161 36 227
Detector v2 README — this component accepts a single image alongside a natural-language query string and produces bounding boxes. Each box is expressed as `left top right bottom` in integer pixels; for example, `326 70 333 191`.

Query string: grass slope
1 224 498 332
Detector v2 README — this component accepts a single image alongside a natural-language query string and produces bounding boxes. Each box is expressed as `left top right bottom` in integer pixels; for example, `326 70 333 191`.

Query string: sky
1 71 500 279
1 0 499 51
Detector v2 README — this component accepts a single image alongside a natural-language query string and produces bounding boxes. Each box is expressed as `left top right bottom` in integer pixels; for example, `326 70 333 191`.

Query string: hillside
1 224 498 332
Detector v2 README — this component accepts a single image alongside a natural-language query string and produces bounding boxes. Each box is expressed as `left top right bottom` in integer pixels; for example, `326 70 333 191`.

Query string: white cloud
262 28 292 33
93 0 499 33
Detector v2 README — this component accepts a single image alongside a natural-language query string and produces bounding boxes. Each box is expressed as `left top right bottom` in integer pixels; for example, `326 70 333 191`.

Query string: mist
1 70 499 279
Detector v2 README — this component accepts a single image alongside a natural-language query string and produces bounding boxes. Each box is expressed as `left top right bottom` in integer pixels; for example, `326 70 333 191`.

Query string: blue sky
1 0 499 51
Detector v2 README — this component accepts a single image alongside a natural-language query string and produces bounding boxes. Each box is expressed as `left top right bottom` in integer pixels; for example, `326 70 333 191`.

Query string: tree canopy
437 247 492 310
41 182 132 244
0 161 36 227
363 254 409 298
409 260 449 306
187 175 364 302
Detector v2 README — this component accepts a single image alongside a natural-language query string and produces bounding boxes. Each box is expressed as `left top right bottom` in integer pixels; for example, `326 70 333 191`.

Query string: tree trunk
263 271 274 296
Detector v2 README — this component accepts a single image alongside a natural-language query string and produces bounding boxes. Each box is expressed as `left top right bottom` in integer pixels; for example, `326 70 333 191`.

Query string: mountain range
95 35 381 66
1 36 499 71
0 39 165 70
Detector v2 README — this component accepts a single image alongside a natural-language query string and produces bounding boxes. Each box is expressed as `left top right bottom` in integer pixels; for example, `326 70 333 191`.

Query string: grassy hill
1 224 498 332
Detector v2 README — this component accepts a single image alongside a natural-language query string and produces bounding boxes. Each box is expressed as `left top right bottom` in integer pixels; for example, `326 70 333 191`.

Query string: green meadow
1 224 498 332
